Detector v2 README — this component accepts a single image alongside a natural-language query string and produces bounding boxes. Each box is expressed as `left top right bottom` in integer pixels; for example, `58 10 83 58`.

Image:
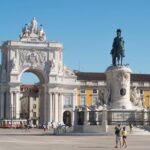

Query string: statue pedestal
106 65 132 109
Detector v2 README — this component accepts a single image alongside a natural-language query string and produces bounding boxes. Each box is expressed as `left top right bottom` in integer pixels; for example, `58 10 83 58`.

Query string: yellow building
143 91 150 108
76 72 150 109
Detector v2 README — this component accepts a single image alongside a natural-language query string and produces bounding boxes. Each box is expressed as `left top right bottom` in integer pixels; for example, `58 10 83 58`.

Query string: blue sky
0 0 150 83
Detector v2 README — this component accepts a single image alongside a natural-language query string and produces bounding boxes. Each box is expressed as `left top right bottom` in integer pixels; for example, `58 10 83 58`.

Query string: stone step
130 126 150 135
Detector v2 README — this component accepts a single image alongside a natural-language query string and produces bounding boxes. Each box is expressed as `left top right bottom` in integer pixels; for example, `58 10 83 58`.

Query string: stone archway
0 18 77 126
77 111 84 125
19 68 47 125
63 111 72 126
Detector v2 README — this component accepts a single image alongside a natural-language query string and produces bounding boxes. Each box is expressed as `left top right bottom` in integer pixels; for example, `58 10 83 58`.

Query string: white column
96 111 99 125
87 110 89 125
74 108 78 125
72 93 75 125
6 92 10 118
40 88 44 124
52 93 55 121
102 109 108 132
16 92 20 119
73 92 77 107
49 92 53 122
44 88 47 123
58 93 61 122
54 93 58 122
84 108 88 125
59 93 64 123
10 92 14 119
0 92 4 118
61 93 64 123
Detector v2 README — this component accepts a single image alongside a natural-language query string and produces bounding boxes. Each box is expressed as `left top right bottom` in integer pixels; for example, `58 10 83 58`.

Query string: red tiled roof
131 74 150 82
75 72 106 81
20 84 34 88
20 84 39 89
75 71 150 82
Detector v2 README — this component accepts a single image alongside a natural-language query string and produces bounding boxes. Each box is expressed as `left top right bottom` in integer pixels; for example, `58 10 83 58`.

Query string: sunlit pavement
0 128 52 135
0 129 150 150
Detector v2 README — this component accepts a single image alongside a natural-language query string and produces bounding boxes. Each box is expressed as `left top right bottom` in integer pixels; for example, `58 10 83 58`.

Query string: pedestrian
51 122 57 135
122 126 128 148
43 124 46 131
114 124 122 148
129 123 133 133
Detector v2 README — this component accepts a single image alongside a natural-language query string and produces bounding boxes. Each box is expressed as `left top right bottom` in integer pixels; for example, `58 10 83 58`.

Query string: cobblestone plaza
0 128 150 150
0 134 150 150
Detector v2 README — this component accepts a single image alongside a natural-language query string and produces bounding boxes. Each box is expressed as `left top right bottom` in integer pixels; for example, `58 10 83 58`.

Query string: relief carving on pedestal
116 71 129 87
130 87 143 108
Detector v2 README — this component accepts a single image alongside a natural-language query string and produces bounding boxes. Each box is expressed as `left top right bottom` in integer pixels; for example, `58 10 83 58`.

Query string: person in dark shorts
122 126 127 148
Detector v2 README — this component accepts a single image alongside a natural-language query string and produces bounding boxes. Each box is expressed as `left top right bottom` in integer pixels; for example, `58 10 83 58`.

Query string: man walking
114 124 122 148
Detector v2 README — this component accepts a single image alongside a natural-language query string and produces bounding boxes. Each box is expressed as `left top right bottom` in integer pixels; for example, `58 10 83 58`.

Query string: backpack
115 127 121 136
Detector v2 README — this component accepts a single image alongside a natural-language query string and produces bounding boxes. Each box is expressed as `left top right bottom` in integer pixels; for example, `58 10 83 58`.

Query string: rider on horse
110 29 125 66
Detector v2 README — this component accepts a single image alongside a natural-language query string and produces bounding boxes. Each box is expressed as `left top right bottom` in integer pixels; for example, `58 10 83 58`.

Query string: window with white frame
33 104 36 109
139 82 144 86
93 89 97 94
64 95 73 108
80 89 85 94
33 112 36 117
80 96 86 106
140 90 143 94
92 96 98 106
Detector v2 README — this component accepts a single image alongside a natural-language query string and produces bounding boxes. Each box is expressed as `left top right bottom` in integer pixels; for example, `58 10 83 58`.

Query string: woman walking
122 126 128 148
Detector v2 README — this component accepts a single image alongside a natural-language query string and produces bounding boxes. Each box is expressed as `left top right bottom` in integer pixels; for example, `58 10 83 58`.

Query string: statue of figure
104 86 110 104
110 29 125 66
45 60 51 74
12 58 17 70
39 25 46 41
130 87 143 108
20 24 30 38
51 59 55 69
31 17 38 34
98 89 105 105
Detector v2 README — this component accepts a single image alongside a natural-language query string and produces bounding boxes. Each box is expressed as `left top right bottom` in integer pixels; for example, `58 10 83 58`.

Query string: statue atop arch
20 17 46 42
39 25 46 41
110 29 125 66
31 17 38 34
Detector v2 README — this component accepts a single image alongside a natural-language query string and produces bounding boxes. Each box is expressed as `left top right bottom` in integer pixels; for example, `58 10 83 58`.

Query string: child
122 126 127 148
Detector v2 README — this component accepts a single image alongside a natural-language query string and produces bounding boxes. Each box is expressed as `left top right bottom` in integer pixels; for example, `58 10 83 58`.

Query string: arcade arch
20 70 44 126
20 72 40 84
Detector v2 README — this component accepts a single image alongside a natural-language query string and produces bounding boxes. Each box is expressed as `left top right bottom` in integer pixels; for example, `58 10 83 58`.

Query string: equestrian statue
110 29 125 66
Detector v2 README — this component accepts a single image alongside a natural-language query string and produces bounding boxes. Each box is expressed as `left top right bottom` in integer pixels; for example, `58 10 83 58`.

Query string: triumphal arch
0 18 77 125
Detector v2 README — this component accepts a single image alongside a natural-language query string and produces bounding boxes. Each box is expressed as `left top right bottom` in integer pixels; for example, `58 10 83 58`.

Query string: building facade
76 72 150 109
20 84 39 126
